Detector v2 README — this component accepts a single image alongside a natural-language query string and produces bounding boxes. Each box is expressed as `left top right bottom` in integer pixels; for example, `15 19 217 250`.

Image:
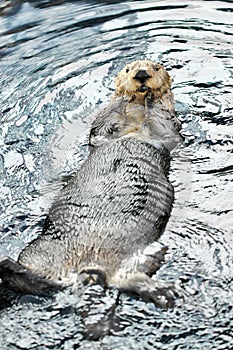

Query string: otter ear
165 71 173 89
169 74 173 87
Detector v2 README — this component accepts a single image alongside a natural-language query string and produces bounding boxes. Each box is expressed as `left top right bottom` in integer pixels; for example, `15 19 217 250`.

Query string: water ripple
0 0 233 349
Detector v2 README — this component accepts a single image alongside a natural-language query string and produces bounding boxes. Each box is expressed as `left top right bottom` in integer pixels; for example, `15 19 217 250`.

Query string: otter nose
134 70 151 83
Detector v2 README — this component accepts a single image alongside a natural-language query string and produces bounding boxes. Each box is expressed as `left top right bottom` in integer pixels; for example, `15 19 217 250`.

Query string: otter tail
0 257 62 295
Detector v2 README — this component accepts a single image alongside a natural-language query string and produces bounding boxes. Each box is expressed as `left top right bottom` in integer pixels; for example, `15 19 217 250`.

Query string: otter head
115 60 173 105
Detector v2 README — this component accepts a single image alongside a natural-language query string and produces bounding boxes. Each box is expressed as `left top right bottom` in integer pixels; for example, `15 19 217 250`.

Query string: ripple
0 0 233 349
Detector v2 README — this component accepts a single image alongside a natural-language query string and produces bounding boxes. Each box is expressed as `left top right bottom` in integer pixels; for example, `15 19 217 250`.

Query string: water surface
0 0 232 349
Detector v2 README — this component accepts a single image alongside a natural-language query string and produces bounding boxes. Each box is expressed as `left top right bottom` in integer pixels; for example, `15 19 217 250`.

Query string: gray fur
0 69 183 308
89 96 182 151
20 138 172 278
0 136 178 307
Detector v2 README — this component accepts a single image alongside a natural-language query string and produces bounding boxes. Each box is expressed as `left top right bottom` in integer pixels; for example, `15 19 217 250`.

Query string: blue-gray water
0 0 232 349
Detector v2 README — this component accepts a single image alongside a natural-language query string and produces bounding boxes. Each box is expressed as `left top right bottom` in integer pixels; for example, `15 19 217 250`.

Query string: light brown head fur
115 60 173 107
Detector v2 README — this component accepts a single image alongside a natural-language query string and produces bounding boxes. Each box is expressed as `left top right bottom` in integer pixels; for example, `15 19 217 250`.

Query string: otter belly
19 137 173 284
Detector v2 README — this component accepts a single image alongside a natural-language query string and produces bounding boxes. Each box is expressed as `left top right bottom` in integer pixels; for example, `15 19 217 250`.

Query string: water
0 0 232 348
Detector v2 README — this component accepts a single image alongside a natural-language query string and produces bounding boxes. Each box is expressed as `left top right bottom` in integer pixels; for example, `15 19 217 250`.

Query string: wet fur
115 60 174 111
0 60 182 308
90 60 181 151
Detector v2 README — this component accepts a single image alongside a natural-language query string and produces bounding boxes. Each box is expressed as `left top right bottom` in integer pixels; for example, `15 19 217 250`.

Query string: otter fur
90 60 181 151
0 60 182 308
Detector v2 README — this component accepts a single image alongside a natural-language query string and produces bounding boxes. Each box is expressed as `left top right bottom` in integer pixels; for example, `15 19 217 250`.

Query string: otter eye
126 68 129 73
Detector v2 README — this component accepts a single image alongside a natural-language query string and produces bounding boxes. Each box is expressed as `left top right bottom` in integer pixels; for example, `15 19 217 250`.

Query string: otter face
115 60 172 104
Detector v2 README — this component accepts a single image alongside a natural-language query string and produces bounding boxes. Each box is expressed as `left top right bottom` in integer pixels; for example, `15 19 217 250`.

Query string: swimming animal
0 60 182 308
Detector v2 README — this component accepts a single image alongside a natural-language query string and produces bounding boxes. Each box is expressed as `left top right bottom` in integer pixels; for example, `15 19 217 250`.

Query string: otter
0 60 182 308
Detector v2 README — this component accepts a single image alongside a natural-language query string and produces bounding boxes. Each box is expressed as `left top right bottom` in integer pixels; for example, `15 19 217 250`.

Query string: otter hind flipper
0 257 61 294
113 272 180 309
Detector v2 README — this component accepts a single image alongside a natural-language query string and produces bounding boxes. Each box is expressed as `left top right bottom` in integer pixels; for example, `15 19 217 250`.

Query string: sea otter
0 60 182 308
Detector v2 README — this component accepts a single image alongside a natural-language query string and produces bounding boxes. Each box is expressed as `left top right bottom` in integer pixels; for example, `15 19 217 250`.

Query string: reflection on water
0 0 232 349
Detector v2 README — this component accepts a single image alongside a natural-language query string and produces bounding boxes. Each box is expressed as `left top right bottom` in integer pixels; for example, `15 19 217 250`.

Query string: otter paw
140 280 181 308
116 272 182 309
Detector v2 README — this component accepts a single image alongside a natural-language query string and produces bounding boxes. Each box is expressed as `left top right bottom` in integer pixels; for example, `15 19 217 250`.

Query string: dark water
0 0 232 348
